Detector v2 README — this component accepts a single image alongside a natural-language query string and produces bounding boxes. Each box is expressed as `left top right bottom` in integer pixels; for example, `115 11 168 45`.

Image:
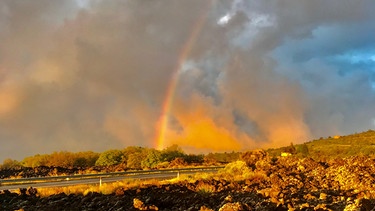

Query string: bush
219 161 253 180
160 145 186 162
141 149 162 169
95 150 124 166
127 153 146 169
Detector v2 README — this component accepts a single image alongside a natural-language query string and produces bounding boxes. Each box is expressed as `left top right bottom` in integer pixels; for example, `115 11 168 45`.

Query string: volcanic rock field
1 155 375 210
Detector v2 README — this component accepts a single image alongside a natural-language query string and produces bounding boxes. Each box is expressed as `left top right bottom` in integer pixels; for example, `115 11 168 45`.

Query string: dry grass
36 178 162 197
36 171 218 197
35 162 257 197
38 183 108 197
196 183 216 195
166 172 216 184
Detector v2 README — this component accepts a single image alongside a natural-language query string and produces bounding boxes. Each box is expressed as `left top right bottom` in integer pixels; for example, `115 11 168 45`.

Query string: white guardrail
0 166 224 186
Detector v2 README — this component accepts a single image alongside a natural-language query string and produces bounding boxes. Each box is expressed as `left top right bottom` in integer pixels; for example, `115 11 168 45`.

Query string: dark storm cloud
0 0 374 161
269 1 375 137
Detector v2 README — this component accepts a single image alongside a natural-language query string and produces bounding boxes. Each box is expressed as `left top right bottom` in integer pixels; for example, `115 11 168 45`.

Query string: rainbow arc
155 0 216 150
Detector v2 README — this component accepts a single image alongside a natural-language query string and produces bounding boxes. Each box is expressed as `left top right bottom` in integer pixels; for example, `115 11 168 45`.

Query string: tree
22 151 100 168
47 151 75 168
122 146 145 165
95 150 124 166
22 154 49 167
284 142 297 154
297 144 309 157
1 158 21 169
127 152 146 169
73 151 100 167
141 149 162 169
184 154 204 164
160 144 186 162
204 152 241 164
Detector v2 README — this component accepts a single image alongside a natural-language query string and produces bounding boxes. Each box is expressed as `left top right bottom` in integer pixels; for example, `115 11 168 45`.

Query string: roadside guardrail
0 166 224 186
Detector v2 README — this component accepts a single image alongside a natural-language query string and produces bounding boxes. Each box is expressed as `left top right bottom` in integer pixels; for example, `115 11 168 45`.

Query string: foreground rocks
2 156 375 210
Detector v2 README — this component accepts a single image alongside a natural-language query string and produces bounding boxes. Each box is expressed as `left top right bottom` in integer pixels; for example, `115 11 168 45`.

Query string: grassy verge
18 162 262 197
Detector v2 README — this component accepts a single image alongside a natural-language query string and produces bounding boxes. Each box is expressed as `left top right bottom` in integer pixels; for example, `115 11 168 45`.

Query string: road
0 169 218 191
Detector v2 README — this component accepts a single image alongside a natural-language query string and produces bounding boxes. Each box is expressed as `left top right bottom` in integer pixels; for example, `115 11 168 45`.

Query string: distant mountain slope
266 130 375 159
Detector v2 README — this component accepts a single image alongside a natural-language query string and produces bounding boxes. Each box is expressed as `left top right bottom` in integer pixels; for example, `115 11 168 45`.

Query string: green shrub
219 161 253 180
95 150 124 166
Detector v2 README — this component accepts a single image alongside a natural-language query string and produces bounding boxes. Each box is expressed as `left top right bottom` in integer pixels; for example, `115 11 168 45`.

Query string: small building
281 152 292 157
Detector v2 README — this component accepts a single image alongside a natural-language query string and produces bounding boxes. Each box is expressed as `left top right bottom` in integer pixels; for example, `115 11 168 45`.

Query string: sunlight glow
165 118 241 151
218 13 232 25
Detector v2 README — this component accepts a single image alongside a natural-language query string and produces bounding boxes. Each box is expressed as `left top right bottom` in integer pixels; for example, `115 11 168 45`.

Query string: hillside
267 130 375 160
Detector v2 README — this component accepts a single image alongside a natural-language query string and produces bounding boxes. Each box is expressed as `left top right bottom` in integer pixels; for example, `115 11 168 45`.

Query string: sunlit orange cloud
166 86 311 152
165 117 241 151
260 119 311 149
161 93 243 151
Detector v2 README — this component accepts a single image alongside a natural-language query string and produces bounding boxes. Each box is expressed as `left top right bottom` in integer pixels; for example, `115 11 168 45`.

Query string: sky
0 0 374 161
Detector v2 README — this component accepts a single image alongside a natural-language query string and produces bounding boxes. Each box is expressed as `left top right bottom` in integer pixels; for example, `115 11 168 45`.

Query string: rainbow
155 1 215 150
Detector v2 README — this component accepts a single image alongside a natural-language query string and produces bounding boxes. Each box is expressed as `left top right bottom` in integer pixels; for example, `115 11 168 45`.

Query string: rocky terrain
2 154 375 210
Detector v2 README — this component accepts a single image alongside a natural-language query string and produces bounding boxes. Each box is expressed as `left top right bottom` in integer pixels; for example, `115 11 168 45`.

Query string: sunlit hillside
267 130 375 159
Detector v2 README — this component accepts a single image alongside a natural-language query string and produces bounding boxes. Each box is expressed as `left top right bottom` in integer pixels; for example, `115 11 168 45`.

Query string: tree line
0 145 241 170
